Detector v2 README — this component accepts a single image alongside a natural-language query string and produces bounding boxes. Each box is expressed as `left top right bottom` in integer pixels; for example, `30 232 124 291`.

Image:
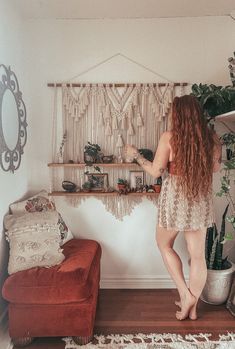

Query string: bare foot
175 293 196 320
175 299 198 320
175 300 181 307
189 302 198 320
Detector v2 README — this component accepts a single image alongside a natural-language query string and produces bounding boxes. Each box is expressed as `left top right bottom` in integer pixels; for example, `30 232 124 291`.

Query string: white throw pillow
9 190 74 246
4 211 65 275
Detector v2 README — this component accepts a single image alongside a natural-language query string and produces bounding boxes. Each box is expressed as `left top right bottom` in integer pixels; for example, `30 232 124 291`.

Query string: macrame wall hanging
49 53 188 220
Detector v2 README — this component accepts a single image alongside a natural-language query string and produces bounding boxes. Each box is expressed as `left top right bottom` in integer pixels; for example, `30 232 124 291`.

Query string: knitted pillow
4 211 65 275
10 191 73 245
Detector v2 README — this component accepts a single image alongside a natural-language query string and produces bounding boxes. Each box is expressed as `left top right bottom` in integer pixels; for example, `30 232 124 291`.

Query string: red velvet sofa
2 238 102 347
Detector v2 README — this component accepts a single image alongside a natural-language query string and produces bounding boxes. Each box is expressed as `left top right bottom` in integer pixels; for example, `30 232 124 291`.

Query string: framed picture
86 173 109 191
130 171 145 189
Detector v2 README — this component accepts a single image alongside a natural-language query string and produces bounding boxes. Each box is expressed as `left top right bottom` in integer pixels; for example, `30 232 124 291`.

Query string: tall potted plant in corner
201 206 234 304
201 158 235 305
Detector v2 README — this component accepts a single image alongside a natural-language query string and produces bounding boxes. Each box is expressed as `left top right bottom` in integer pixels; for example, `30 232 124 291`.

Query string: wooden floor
13 289 235 348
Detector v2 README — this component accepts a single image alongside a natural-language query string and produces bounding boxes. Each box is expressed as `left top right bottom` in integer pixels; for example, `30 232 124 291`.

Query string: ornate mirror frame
0 64 27 172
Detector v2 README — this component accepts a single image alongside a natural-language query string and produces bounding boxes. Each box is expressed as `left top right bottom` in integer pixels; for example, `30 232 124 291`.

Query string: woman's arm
124 132 171 178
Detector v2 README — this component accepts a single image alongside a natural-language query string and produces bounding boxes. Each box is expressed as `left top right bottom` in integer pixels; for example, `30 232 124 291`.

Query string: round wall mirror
2 89 19 151
0 65 27 172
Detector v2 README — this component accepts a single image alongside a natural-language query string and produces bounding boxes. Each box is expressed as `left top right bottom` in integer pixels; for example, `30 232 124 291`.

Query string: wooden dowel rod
47 82 188 87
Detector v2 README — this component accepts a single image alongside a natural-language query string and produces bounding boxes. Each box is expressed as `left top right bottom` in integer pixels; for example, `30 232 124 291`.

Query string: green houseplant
191 84 235 123
84 142 103 164
82 181 92 192
220 132 235 160
117 178 128 190
205 205 230 270
201 205 234 305
201 158 235 305
217 157 235 234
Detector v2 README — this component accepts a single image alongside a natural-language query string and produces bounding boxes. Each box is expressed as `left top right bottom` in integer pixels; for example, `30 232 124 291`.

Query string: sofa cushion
2 239 101 304
9 190 73 246
4 211 65 275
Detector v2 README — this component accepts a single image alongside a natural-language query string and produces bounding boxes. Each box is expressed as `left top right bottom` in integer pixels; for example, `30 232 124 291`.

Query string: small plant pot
82 188 91 193
117 184 126 191
200 262 234 305
84 153 95 164
226 148 233 160
153 184 161 193
82 181 92 192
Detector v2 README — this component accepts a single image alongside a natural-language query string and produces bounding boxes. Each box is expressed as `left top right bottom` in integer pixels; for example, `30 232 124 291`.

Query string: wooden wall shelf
49 191 159 197
216 110 235 122
48 163 140 168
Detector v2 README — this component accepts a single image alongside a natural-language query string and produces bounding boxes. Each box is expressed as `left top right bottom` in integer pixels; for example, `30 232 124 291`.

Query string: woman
124 95 222 321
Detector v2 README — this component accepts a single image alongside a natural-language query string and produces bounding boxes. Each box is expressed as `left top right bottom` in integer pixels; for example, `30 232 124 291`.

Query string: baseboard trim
100 275 189 289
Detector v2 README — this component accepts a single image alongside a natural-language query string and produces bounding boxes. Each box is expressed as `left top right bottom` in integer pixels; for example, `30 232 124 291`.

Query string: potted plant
201 157 235 305
153 176 162 193
191 84 235 124
84 142 103 164
201 205 234 305
117 178 128 191
220 132 235 160
82 181 92 192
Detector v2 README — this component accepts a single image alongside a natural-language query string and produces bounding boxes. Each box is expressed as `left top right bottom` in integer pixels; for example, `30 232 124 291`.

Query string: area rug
63 333 235 349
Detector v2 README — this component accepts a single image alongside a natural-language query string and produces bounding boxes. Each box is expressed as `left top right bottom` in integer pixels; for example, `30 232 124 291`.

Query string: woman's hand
124 144 139 161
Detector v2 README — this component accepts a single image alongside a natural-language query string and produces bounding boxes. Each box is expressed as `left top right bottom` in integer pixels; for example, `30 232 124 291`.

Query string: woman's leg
156 226 196 320
184 228 207 320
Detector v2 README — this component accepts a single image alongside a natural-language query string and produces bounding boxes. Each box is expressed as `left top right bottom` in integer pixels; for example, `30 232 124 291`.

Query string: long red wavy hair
170 95 216 201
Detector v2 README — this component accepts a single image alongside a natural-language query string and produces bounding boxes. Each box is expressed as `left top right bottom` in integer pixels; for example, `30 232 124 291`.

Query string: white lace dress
158 173 214 232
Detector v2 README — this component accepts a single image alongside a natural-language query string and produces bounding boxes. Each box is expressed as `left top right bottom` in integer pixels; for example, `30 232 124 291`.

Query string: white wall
0 0 30 324
23 16 235 287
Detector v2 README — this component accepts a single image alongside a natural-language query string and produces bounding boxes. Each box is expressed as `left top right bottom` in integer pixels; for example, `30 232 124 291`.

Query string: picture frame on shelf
130 171 145 189
86 173 109 192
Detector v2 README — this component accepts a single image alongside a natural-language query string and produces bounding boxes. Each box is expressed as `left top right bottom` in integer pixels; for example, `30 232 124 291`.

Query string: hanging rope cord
64 53 175 83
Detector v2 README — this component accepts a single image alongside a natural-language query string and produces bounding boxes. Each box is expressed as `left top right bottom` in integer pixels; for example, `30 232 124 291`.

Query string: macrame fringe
63 332 235 349
112 115 119 130
120 116 127 130
65 195 158 221
105 120 112 136
61 84 177 161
